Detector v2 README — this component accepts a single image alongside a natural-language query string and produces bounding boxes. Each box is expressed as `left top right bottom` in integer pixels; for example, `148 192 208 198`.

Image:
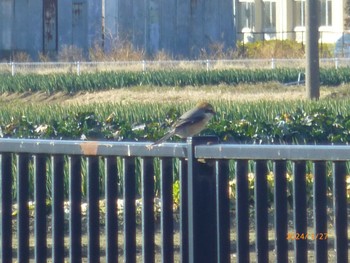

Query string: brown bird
150 101 215 147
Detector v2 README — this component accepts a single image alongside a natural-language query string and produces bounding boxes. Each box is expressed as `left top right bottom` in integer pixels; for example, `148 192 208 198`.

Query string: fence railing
0 137 349 262
1 58 350 75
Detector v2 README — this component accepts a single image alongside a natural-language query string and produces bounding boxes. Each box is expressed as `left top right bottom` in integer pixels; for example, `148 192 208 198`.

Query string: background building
234 0 346 44
1 0 349 61
0 0 234 60
0 0 103 59
104 0 235 57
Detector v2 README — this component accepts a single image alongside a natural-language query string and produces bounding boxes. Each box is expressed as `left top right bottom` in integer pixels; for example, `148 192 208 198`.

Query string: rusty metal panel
132 0 146 50
118 0 133 40
72 1 87 49
160 0 176 53
43 0 57 53
0 0 14 51
176 0 191 57
149 0 160 53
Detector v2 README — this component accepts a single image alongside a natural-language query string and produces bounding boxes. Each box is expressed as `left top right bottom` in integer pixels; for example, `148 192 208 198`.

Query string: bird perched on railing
149 101 215 147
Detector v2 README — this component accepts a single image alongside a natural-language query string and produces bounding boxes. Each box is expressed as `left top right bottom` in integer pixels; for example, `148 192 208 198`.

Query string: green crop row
2 100 350 144
1 67 350 93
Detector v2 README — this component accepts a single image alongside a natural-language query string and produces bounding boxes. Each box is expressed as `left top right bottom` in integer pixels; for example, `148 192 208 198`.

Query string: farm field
2 82 350 144
0 83 347 105
3 83 350 262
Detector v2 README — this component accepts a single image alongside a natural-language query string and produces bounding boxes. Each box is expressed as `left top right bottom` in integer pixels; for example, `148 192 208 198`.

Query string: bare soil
0 83 345 106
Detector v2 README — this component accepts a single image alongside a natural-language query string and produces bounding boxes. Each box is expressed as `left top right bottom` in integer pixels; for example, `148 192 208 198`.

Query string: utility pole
305 0 320 100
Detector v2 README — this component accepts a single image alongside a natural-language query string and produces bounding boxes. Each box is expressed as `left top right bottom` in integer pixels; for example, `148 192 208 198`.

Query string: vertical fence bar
123 157 136 263
179 159 189 263
52 155 65 263
161 157 174 263
87 156 100 262
333 161 348 262
17 153 30 262
273 161 288 262
76 61 80 75
69 156 82 263
105 156 118 263
216 160 230 263
188 137 218 263
335 58 339 69
11 62 15 76
0 153 12 262
34 155 47 263
313 161 328 263
236 160 250 263
271 58 275 69
142 157 155 263
254 160 269 263
293 161 307 262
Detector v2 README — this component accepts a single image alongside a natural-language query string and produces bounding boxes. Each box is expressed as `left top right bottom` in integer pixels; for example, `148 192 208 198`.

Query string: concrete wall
0 0 235 60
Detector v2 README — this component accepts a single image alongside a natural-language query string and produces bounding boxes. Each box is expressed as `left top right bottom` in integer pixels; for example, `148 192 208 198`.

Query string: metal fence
0 137 349 262
1 58 350 76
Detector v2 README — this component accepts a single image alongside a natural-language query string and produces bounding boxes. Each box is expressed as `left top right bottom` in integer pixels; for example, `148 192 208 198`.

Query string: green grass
1 67 350 93
2 99 350 143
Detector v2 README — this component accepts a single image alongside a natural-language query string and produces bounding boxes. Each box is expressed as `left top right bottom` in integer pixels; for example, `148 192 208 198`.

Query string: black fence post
69 156 82 263
313 161 328 263
17 154 30 263
333 162 348 261
254 160 269 263
141 157 155 263
236 160 250 263
105 156 118 263
0 153 12 262
216 159 230 263
123 157 136 263
52 155 65 263
160 157 174 263
180 159 189 263
273 161 288 262
293 161 308 262
187 136 220 263
34 154 47 263
87 156 100 262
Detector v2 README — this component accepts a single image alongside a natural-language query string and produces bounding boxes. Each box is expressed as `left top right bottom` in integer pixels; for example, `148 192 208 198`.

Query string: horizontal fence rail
0 137 349 262
1 58 350 75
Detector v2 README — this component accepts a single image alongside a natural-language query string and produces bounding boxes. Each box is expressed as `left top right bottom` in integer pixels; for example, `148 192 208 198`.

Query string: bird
150 101 215 147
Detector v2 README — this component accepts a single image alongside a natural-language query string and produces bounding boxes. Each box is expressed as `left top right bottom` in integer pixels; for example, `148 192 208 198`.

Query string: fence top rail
1 138 350 161
195 144 350 161
0 138 187 158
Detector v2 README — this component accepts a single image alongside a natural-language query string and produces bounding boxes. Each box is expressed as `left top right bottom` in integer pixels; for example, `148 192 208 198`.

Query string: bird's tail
151 130 175 147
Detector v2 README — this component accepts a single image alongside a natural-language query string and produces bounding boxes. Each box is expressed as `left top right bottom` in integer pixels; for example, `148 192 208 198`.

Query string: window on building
263 0 276 30
320 0 332 26
294 0 305 27
238 1 255 30
295 0 332 27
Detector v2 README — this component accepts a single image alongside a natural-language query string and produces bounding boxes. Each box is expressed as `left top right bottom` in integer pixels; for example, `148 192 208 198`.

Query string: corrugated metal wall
0 0 14 57
0 0 234 60
105 0 235 57
43 0 57 53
